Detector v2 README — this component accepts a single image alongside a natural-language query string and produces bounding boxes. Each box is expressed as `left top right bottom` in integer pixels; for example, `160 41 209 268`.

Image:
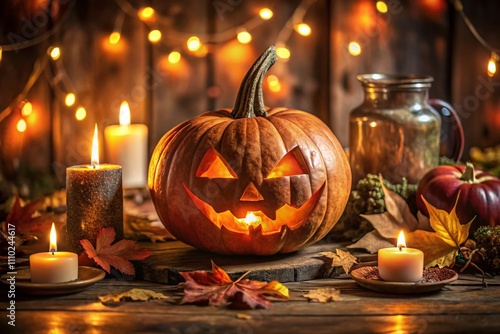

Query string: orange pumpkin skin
148 47 351 255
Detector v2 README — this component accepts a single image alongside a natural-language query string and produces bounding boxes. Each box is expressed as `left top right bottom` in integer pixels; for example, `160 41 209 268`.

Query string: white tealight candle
29 223 78 283
378 231 424 282
104 101 148 188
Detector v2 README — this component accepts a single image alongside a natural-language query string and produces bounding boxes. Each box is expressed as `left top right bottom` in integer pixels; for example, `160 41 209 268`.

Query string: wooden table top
2 271 499 333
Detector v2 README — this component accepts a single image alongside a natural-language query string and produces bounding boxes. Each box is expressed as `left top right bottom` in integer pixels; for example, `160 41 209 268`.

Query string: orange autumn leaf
81 227 151 275
179 261 289 309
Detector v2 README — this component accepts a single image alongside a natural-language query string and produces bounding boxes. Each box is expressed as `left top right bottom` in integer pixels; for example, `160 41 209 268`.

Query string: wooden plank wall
0 0 499 199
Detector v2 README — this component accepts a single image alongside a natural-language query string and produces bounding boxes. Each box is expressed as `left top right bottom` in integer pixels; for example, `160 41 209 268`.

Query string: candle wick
398 245 403 251
50 249 55 255
91 163 97 169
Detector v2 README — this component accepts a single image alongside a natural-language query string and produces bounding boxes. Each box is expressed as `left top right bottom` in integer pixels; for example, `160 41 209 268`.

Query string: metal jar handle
429 99 465 162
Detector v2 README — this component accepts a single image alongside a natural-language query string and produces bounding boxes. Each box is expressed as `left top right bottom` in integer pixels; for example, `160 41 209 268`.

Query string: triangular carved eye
196 148 237 179
266 147 308 179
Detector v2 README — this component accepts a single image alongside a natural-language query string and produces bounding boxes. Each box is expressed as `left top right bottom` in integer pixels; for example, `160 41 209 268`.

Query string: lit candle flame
49 223 57 254
397 230 406 251
119 101 131 126
91 124 99 167
242 212 261 226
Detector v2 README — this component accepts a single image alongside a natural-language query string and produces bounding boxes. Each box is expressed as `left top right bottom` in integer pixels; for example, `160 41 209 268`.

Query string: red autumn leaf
3 196 55 237
81 227 151 275
179 261 289 309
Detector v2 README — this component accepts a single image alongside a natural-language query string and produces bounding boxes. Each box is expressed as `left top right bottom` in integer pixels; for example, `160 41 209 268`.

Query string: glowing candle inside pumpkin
237 211 262 227
378 231 424 282
66 124 123 254
29 223 78 283
104 101 148 188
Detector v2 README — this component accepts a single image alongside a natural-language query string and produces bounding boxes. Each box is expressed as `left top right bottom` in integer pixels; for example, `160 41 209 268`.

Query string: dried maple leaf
347 230 394 254
348 176 429 253
379 177 418 231
303 288 344 303
81 227 151 275
123 217 175 243
98 288 168 304
406 195 473 268
179 261 289 309
319 249 358 274
3 196 55 237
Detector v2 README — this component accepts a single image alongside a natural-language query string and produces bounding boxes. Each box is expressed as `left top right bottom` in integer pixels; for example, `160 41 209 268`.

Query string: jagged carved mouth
182 183 324 235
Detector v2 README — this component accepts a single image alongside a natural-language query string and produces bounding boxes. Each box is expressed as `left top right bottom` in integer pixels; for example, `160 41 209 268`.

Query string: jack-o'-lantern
148 46 351 255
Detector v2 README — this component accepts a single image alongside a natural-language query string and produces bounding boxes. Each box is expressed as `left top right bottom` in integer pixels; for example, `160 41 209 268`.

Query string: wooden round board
136 240 363 284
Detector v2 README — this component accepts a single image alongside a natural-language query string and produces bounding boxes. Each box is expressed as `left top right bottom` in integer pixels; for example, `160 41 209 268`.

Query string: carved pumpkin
148 46 351 255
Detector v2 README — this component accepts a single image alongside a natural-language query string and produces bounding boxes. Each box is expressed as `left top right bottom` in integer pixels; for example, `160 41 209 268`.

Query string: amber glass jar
349 74 462 185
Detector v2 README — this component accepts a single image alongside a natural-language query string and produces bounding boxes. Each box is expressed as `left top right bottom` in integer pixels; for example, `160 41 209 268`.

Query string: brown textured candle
66 164 123 254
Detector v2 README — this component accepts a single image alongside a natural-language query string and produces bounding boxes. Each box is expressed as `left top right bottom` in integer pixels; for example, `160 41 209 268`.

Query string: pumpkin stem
231 46 277 119
460 162 477 183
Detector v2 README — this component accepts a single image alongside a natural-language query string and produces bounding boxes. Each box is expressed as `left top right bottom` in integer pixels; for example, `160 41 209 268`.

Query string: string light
276 43 291 60
376 1 388 14
75 107 87 121
187 36 201 52
148 30 162 43
267 75 281 93
109 32 121 45
488 52 499 77
65 93 76 107
259 8 273 20
49 46 61 60
17 119 27 133
453 0 499 77
21 102 33 116
348 41 362 56
167 51 181 64
295 23 311 36
2 0 316 131
237 29 252 44
138 7 155 21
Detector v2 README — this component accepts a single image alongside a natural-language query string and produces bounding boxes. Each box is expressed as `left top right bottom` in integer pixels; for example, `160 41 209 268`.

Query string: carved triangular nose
240 182 264 201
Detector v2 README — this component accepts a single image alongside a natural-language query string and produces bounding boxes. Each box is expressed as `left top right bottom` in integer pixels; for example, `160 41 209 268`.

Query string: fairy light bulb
148 30 162 43
21 102 33 116
237 29 252 44
487 52 499 77
259 8 273 20
348 41 362 56
138 7 155 21
75 107 87 121
187 36 201 52
168 51 181 64
0 47 2 62
49 46 61 60
296 23 311 36
109 31 121 45
376 1 388 13
276 44 290 60
17 119 27 133
65 93 76 107
267 75 281 93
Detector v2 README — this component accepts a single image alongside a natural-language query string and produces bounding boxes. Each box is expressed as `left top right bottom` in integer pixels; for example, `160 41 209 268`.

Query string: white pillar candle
29 223 78 283
104 101 148 188
378 231 424 282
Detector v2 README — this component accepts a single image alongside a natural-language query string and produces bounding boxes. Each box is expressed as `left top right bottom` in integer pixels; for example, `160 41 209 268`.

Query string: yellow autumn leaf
262 280 290 299
406 229 457 268
421 195 473 248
